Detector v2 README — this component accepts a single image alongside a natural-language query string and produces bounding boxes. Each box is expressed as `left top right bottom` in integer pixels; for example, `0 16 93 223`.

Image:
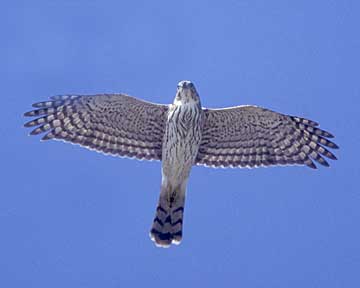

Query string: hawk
24 80 338 248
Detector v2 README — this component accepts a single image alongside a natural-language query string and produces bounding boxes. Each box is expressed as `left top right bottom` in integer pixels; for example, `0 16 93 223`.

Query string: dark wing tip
306 160 317 169
24 110 36 117
323 149 338 160
41 132 55 141
321 130 335 138
24 120 33 127
316 155 330 167
32 101 49 108
331 142 339 149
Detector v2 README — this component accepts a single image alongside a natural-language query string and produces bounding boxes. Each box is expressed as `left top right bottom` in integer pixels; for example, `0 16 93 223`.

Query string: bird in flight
24 80 338 248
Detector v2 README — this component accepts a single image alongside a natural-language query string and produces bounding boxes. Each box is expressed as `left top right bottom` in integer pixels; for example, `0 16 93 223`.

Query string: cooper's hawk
24 80 338 247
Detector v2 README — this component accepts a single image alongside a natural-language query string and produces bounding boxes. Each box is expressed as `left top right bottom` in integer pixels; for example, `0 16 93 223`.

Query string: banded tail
150 184 186 248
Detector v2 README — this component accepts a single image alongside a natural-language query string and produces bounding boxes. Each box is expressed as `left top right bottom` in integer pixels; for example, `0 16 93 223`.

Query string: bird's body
24 80 339 248
162 83 204 185
151 81 204 246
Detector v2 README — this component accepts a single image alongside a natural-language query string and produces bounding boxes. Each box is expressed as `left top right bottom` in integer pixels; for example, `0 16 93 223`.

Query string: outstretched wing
196 105 338 169
24 94 169 161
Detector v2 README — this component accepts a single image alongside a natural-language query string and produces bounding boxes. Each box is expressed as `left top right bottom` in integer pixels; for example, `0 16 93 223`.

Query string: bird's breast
162 104 204 182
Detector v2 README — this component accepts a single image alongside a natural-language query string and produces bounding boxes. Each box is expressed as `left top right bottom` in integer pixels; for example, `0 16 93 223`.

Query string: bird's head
174 80 201 106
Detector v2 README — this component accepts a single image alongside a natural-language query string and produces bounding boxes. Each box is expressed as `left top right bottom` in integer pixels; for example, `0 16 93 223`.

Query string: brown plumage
24 80 338 248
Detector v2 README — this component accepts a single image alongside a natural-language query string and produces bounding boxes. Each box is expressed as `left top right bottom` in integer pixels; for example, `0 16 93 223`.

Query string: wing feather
197 105 338 169
24 94 168 161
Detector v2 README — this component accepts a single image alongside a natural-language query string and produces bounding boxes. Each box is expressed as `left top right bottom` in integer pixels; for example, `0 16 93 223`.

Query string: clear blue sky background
1 1 359 287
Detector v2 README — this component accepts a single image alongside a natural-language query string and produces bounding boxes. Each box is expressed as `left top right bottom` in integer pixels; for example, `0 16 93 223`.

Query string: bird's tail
150 184 185 248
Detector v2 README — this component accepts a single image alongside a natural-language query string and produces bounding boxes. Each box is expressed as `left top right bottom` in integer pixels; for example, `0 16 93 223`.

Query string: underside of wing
24 94 169 161
196 105 338 169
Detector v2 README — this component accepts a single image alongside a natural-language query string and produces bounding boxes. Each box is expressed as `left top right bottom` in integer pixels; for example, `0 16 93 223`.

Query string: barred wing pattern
24 94 169 160
197 106 338 169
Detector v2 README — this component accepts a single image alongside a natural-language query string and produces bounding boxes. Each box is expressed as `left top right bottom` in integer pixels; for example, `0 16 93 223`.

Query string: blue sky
1 0 359 287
